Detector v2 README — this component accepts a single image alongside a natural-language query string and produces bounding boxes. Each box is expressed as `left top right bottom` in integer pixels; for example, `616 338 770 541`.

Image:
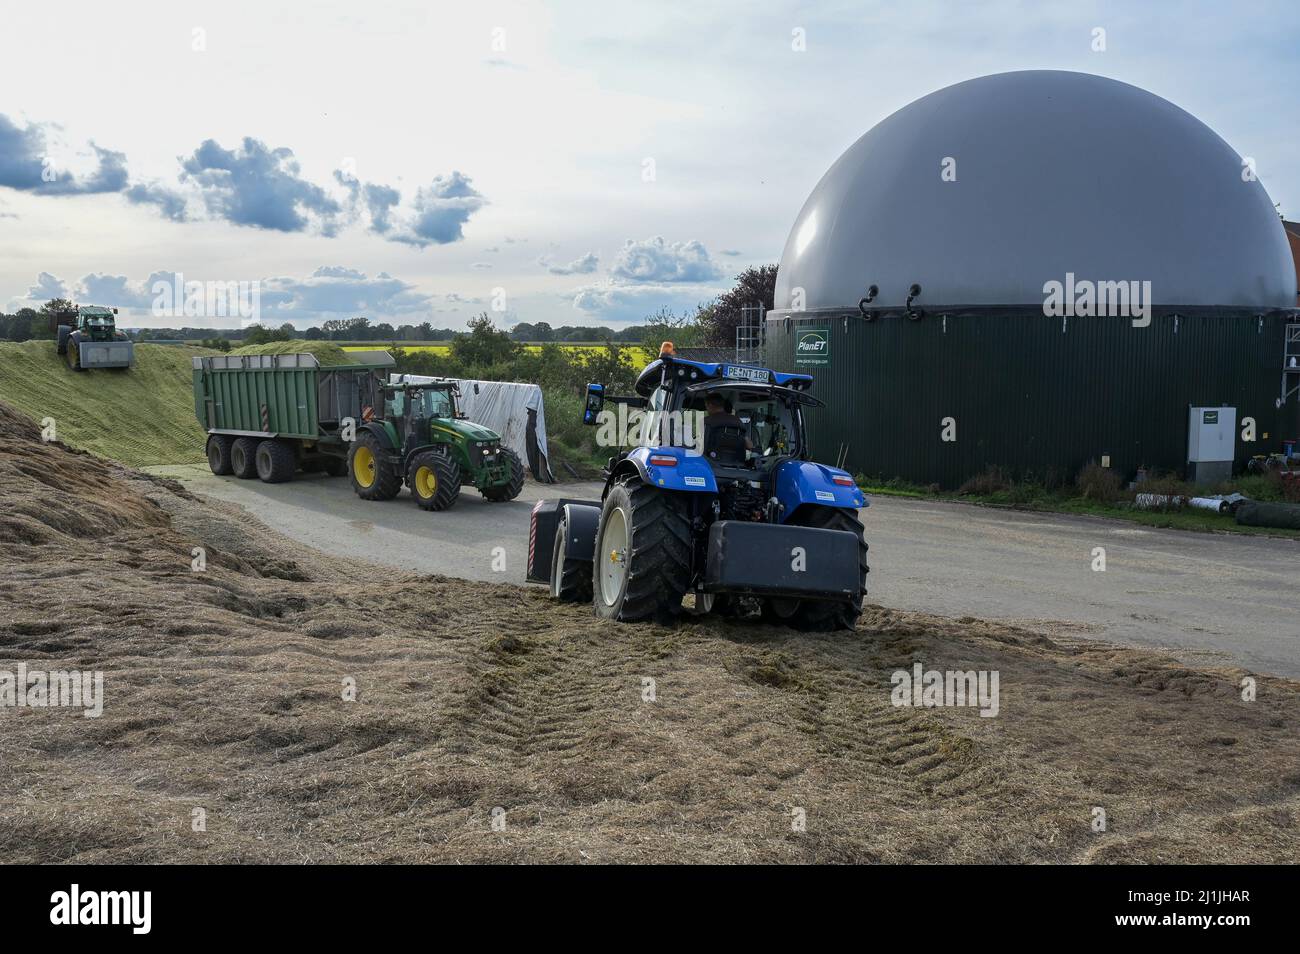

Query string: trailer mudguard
614 446 719 493
774 460 866 519
703 520 862 601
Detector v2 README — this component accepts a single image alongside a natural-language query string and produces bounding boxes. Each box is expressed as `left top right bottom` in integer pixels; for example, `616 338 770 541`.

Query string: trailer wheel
481 448 526 502
349 432 402 500
255 439 297 483
230 438 260 479
766 506 869 632
407 450 460 511
206 434 234 475
551 514 593 602
593 477 691 623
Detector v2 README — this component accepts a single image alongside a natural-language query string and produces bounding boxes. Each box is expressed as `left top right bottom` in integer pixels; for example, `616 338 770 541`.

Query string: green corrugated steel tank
767 71 1299 488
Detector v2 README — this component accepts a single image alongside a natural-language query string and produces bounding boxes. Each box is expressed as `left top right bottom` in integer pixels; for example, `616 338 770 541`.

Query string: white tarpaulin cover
392 374 555 483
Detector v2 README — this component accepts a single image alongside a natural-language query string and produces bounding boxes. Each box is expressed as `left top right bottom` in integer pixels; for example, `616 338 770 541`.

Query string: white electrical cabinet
1186 406 1236 483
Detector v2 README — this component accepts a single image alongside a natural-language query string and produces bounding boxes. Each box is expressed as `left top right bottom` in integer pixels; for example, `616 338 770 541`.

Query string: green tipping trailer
193 350 395 483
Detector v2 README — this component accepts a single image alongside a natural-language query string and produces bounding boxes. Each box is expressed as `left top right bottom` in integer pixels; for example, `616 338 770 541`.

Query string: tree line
1 265 777 349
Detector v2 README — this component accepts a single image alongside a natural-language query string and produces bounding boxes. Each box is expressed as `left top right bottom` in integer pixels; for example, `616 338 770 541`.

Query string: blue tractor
527 344 868 630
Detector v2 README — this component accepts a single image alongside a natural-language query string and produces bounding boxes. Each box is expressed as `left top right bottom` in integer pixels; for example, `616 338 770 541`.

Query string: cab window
423 389 453 418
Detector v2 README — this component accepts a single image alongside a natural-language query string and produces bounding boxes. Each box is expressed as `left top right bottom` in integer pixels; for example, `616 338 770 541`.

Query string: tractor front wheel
407 451 460 511
764 506 868 632
593 477 691 624
349 432 402 500
481 448 526 502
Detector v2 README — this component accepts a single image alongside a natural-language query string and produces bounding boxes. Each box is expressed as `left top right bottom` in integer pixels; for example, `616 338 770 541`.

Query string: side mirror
583 383 605 425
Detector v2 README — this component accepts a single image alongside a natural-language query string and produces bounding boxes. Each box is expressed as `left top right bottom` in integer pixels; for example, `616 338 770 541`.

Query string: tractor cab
78 306 119 341
585 342 829 522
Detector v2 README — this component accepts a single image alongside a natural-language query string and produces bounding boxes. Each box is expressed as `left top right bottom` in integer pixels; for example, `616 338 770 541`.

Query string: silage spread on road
0 397 1296 863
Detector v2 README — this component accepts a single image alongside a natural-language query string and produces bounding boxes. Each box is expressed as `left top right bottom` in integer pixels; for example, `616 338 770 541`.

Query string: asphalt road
149 464 1300 678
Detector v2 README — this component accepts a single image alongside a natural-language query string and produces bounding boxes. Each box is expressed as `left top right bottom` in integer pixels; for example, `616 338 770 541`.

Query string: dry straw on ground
0 400 1296 863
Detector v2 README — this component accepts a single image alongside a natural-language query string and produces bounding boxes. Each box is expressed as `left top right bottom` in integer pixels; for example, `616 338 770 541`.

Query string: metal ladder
1283 323 1300 405
735 303 766 364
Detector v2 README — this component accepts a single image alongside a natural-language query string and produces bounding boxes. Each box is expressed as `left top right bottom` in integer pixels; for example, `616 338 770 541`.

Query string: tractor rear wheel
349 432 402 500
230 438 260 479
407 451 460 511
551 514 593 602
206 434 234 475
593 477 691 623
481 448 526 502
764 506 868 631
255 439 297 483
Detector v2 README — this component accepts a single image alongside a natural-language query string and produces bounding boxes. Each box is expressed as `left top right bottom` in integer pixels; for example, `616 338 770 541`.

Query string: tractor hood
430 417 502 443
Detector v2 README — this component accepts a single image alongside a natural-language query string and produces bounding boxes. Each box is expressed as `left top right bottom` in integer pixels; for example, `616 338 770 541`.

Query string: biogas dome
765 70 1299 488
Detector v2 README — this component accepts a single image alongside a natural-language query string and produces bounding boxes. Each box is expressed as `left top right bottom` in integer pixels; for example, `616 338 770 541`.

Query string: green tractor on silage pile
349 381 526 511
52 305 135 371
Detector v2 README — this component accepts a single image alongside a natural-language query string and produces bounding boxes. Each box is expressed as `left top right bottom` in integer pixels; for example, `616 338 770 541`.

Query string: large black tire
230 437 260 479
66 335 83 372
206 434 234 475
763 507 868 632
593 477 691 623
255 439 297 483
348 431 402 500
56 325 71 356
407 450 460 511
481 448 526 502
551 514 593 603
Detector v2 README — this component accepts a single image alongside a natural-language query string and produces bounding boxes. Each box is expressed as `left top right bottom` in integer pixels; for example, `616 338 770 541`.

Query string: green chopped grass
0 340 216 466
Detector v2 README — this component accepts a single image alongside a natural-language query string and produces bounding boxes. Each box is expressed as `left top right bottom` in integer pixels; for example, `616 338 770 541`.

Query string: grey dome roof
774 70 1296 314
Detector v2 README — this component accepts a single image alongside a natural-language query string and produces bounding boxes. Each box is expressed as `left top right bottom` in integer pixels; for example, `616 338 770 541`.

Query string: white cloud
541 251 599 275
609 237 721 283
570 281 717 323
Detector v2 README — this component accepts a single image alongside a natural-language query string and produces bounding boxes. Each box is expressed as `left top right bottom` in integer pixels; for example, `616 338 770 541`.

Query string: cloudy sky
2 0 1296 329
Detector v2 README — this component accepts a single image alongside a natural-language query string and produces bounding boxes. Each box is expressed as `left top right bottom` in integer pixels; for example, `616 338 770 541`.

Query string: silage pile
228 341 361 366
0 398 1297 864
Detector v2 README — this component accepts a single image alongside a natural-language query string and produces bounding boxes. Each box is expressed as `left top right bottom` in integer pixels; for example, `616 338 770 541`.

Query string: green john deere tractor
348 381 526 510
53 305 135 371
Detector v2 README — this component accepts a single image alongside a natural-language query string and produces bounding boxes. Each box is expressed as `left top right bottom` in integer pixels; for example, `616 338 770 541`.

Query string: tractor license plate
721 365 771 384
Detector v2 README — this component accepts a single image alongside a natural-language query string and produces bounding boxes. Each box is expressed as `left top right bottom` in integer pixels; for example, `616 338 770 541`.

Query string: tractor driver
702 393 753 462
